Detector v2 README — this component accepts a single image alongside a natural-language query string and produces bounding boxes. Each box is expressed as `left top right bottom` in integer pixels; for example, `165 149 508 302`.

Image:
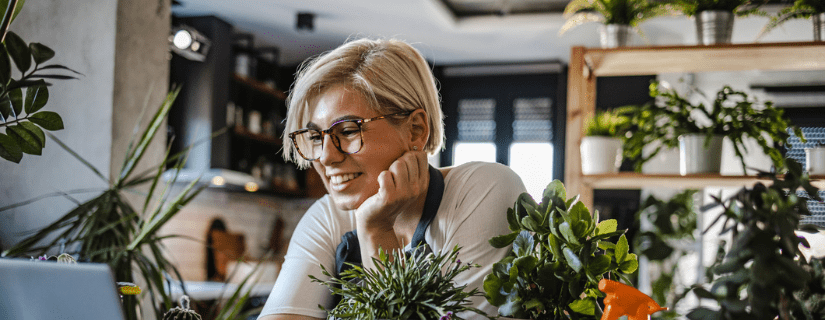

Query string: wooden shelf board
233 126 280 145
581 42 825 77
232 74 287 100
582 173 825 190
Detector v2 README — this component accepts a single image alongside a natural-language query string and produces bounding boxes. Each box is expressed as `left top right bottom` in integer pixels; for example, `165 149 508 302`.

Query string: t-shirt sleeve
438 162 528 317
257 197 340 319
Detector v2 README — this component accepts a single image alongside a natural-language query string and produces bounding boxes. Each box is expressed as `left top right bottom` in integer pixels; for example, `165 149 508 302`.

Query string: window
438 63 566 200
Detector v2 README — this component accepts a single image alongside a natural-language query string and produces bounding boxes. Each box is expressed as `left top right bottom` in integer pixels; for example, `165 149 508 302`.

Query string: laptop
0 258 127 320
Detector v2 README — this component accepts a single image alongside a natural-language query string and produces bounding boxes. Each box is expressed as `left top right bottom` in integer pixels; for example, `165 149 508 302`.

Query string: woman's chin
329 193 366 211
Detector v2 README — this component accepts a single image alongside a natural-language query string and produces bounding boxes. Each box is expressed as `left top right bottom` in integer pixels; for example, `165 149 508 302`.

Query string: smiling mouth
328 173 362 185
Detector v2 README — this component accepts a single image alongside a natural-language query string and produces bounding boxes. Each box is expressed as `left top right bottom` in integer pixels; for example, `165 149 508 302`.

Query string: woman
257 38 526 320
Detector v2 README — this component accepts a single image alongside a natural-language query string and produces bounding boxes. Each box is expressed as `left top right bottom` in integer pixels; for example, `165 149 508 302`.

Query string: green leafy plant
560 0 675 35
0 0 79 163
671 0 767 16
623 81 804 173
310 245 484 320
687 159 823 320
757 0 825 39
483 180 638 319
633 190 699 320
1 88 207 320
584 109 631 138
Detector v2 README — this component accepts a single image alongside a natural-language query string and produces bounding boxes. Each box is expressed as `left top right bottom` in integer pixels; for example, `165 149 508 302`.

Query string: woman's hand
355 149 430 266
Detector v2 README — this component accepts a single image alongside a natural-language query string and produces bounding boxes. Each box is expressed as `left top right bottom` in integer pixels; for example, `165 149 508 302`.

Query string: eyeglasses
289 111 412 161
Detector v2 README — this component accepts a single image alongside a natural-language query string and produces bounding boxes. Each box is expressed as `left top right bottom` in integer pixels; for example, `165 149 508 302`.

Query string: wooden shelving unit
565 42 825 208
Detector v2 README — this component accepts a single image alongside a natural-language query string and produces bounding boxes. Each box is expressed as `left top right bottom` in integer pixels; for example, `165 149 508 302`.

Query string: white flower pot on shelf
679 134 724 175
581 136 623 174
599 24 631 48
806 147 825 175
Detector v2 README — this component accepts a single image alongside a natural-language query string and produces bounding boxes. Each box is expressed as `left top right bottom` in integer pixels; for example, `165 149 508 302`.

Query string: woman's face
308 85 409 210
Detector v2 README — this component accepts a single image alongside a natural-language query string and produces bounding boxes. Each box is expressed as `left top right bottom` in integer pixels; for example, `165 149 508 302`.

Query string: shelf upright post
566 46 598 208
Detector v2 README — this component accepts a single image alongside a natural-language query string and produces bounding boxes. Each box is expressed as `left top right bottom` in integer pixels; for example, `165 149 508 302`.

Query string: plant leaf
0 0 26 25
595 219 618 236
45 131 106 182
569 297 596 315
615 233 629 263
117 88 180 184
563 247 583 272
29 42 54 64
489 232 518 248
24 84 48 114
0 46 10 86
619 254 638 273
0 132 22 162
4 31 30 72
19 121 44 147
7 86 21 116
7 124 41 154
28 111 64 130
513 230 535 257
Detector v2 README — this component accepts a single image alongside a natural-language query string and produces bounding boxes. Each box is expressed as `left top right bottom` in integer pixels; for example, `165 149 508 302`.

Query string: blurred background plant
757 0 825 39
560 0 676 36
0 0 79 163
584 109 632 138
633 189 699 320
687 160 823 320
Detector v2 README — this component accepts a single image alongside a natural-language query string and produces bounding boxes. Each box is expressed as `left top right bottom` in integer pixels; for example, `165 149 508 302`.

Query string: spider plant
757 0 825 40
560 0 675 36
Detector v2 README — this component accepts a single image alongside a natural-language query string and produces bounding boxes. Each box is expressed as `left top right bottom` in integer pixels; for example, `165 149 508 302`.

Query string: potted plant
1 88 209 319
671 0 767 44
633 189 699 320
580 109 631 174
560 0 675 48
623 81 804 175
310 245 485 320
806 142 825 175
483 180 639 319
687 159 824 320
757 0 825 41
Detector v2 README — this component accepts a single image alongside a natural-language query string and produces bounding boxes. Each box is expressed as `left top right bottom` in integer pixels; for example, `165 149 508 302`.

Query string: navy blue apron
333 164 445 287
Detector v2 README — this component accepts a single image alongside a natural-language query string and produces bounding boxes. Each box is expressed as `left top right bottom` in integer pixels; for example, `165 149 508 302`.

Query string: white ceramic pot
581 136 623 174
806 147 825 175
679 134 724 175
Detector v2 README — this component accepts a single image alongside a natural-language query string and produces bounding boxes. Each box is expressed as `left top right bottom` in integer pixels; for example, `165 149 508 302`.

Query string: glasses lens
293 121 363 160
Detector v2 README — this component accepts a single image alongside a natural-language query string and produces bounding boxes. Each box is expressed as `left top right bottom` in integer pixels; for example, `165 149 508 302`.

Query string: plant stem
0 0 19 43
0 114 26 127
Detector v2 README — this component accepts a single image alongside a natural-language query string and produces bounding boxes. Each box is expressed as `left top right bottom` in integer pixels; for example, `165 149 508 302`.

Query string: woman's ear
408 109 429 149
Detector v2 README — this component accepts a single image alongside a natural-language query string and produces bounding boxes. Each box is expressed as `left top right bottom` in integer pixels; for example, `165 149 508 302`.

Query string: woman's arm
355 150 430 269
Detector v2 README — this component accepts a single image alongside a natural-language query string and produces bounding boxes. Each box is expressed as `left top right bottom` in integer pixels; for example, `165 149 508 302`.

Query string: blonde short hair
282 38 444 169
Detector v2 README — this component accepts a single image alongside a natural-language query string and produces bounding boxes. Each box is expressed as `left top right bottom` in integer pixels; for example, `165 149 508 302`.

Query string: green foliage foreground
484 180 639 320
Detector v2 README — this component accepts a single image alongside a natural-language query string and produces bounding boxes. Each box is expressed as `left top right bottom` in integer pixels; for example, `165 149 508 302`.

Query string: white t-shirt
258 162 527 319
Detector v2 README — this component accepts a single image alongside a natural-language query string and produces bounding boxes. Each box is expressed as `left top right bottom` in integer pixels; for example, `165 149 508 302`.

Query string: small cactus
163 295 202 320
56 253 77 264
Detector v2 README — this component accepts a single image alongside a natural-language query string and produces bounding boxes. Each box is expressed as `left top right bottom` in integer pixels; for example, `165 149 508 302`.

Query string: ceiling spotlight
169 25 211 62
296 12 314 32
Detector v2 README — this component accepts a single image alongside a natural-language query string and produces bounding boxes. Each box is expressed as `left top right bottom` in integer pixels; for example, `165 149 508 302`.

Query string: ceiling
170 0 615 66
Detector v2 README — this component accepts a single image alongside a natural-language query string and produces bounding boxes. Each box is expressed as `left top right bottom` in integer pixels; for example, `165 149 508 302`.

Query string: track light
169 25 211 62
296 12 314 32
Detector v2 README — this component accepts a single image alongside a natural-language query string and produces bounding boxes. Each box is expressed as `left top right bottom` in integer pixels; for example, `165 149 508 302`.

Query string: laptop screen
0 258 127 320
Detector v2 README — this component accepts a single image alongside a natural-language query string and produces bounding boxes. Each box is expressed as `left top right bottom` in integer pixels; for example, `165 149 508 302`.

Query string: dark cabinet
169 15 325 197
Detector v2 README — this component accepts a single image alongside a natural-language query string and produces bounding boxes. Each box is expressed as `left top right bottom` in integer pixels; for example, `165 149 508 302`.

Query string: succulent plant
163 295 202 320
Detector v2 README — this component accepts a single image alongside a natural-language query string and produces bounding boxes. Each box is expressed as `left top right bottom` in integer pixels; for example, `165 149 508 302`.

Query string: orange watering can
599 279 667 320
